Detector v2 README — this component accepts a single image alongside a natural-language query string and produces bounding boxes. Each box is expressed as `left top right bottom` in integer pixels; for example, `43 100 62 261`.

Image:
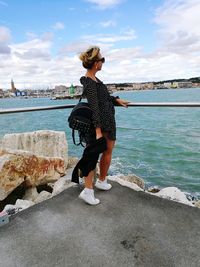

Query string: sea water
0 88 200 198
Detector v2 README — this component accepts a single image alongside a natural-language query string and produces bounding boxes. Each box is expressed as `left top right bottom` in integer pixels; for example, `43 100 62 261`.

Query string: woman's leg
84 170 94 189
99 133 115 181
80 170 100 205
79 135 100 205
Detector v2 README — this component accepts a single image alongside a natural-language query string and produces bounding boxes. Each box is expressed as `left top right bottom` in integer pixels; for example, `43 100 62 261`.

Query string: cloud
41 32 54 41
59 41 114 58
0 36 199 89
0 26 11 54
154 0 200 54
1 0 200 88
99 20 116 28
0 26 11 43
0 44 10 54
59 41 93 55
52 22 65 30
12 37 52 52
0 36 53 86
82 28 136 44
14 48 51 61
0 34 83 89
101 48 199 83
26 32 38 40
85 0 124 9
106 47 142 61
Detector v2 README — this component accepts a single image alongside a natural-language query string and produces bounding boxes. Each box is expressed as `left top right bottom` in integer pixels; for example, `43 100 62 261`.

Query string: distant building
192 83 200 88
14 89 27 97
15 90 21 96
53 85 68 95
164 82 172 88
0 88 4 98
171 82 178 88
107 84 117 93
52 84 83 97
131 83 154 90
141 83 154 90
74 85 83 94
176 82 193 88
132 83 143 90
154 83 168 89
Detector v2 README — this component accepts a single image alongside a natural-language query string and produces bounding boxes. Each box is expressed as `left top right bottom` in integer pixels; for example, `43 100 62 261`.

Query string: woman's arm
95 127 103 139
110 95 129 107
110 95 120 106
115 98 130 107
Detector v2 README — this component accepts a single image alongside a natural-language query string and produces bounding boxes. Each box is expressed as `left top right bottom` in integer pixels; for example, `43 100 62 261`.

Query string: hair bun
79 46 100 69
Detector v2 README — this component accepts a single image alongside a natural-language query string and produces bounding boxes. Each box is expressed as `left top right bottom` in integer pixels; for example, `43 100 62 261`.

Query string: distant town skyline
0 0 200 89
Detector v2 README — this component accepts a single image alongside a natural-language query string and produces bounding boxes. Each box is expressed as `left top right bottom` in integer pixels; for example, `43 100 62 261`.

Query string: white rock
118 174 145 189
3 204 16 213
67 156 79 168
3 199 34 213
61 167 74 181
52 176 74 196
107 175 143 191
23 187 39 202
15 199 35 210
1 130 68 168
155 187 194 206
34 191 52 204
194 200 200 208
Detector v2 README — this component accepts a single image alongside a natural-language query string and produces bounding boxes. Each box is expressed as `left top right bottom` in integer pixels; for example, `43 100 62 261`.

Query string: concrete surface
0 181 200 267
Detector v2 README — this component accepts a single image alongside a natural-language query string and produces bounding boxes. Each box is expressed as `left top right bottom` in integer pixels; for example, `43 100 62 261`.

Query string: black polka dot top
80 76 119 140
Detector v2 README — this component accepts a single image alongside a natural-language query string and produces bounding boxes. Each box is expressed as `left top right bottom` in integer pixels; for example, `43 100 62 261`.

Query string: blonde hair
79 46 100 69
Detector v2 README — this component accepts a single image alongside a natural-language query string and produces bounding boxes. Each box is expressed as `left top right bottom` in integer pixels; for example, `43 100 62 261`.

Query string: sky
0 0 200 89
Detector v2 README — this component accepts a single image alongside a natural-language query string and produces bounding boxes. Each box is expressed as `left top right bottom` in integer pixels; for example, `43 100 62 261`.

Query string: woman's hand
116 98 130 107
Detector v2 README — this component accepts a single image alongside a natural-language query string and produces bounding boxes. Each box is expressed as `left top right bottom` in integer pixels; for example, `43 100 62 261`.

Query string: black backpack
68 98 93 146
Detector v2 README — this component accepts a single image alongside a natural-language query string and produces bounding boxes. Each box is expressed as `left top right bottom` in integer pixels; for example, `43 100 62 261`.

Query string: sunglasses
97 57 105 63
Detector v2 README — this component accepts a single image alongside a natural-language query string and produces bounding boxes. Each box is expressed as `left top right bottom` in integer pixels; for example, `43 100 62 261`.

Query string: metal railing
0 102 200 115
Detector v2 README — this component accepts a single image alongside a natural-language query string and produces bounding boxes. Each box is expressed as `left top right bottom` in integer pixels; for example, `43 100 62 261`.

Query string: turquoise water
0 88 200 197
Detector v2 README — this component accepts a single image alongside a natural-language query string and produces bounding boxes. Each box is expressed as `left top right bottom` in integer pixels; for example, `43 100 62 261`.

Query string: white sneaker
79 188 100 205
95 179 112 191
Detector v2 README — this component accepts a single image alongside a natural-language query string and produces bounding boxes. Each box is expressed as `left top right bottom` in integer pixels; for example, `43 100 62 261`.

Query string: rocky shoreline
0 130 199 218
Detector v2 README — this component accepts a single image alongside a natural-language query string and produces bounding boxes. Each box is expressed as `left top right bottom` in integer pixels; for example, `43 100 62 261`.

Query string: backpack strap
71 90 84 146
72 129 80 146
79 132 86 147
72 129 86 147
71 86 87 147
78 84 86 102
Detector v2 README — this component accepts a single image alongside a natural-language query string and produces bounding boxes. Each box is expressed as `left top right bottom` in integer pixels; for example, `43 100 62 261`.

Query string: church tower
11 79 16 93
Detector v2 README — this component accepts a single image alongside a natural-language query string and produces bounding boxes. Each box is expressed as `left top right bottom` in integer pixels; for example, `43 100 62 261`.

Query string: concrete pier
0 182 200 267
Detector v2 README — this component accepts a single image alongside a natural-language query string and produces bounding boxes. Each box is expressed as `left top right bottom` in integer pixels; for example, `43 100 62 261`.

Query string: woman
78 46 129 205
